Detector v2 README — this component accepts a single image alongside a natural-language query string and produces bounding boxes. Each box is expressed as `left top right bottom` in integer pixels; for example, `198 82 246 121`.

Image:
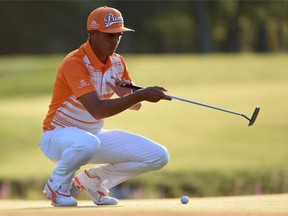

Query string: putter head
248 106 260 126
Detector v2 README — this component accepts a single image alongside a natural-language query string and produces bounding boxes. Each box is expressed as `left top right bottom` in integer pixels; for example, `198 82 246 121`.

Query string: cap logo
104 13 123 28
90 20 100 29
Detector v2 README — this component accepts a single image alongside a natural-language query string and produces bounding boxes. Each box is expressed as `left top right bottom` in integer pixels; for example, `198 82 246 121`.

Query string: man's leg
84 129 169 189
40 127 100 206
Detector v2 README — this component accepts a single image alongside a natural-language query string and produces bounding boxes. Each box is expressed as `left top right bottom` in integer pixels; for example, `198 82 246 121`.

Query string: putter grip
124 84 143 90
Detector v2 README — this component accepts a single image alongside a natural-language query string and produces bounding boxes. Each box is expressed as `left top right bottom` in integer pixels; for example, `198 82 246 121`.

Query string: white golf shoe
73 170 118 205
43 178 78 207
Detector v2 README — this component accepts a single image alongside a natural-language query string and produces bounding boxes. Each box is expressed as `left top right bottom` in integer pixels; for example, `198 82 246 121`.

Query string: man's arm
106 80 142 111
78 86 171 120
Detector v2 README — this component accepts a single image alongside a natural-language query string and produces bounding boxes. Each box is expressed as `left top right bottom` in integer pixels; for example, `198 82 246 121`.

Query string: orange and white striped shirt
43 40 131 133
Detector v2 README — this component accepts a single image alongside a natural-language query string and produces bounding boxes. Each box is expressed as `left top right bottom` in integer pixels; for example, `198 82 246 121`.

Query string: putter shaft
169 95 245 117
124 83 259 126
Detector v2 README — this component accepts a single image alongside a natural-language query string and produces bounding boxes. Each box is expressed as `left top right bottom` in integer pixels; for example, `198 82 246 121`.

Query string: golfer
40 6 171 207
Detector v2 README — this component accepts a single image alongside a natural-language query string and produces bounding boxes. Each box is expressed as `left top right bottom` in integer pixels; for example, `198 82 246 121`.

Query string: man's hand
107 77 142 110
138 86 172 102
107 77 133 97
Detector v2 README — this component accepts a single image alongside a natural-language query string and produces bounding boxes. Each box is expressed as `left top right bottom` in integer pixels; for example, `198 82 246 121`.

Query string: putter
124 83 260 126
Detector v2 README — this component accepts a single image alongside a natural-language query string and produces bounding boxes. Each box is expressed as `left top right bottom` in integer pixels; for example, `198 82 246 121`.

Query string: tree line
0 0 287 55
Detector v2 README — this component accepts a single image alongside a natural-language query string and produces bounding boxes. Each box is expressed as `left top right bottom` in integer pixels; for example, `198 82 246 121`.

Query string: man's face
90 31 123 58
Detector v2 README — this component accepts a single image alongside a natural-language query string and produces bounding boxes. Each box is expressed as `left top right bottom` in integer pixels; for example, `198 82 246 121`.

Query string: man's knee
72 134 100 160
158 147 170 168
150 146 170 170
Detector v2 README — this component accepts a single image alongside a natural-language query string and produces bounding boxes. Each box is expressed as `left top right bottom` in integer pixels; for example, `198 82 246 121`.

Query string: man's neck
89 39 107 64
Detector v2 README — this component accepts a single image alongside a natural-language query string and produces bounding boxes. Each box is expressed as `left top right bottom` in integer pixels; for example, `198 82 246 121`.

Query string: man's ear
88 31 95 38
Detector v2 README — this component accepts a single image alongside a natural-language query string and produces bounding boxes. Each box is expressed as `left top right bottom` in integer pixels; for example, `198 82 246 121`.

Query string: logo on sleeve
79 79 91 89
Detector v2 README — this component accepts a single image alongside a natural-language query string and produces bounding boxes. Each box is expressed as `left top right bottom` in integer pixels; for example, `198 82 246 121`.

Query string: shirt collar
82 40 112 71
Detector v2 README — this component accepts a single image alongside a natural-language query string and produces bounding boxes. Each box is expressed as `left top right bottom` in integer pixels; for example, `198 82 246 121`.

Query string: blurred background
1 0 288 54
0 0 287 200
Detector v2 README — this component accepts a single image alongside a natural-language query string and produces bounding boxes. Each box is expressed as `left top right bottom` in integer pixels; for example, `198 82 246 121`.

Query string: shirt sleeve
61 59 97 99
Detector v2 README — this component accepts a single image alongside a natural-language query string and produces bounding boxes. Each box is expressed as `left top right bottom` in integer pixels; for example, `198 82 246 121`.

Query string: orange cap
87 6 135 33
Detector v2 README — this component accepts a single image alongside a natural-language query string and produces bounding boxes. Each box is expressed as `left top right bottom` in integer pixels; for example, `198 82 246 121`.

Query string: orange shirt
43 40 131 133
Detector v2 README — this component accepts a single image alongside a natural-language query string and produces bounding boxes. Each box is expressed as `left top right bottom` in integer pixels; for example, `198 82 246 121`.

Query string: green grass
0 54 287 197
0 55 62 98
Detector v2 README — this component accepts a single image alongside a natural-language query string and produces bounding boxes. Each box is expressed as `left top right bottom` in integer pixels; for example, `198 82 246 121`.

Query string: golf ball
180 195 189 204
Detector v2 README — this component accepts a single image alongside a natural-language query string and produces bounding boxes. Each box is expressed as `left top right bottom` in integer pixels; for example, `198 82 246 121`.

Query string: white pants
40 127 169 191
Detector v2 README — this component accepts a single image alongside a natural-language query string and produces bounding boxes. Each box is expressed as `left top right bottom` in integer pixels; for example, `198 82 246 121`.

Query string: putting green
0 194 287 216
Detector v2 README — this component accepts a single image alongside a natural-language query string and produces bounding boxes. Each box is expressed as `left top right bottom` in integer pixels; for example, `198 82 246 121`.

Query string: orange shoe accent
73 177 86 190
46 181 57 204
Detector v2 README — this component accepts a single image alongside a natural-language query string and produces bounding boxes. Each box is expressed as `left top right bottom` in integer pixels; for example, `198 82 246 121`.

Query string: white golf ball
180 195 189 204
